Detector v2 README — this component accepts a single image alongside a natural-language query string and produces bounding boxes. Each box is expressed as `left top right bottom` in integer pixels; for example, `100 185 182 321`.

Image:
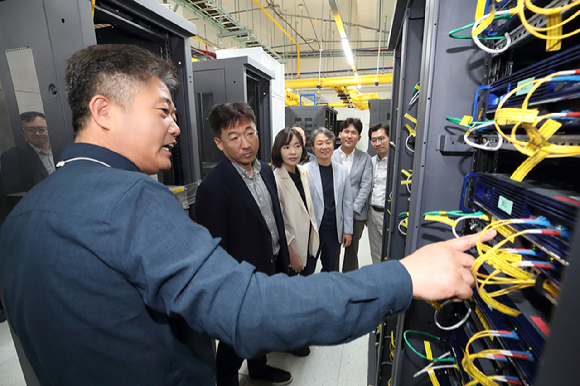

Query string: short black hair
369 123 390 140
339 118 363 135
66 44 178 133
20 111 45 124
271 127 307 168
208 102 255 137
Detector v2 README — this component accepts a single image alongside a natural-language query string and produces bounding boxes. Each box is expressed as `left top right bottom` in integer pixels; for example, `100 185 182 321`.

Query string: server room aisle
238 226 374 386
0 320 25 386
0 228 374 386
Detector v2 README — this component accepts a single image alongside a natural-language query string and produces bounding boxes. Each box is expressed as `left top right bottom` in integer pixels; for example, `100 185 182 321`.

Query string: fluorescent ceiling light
341 38 354 65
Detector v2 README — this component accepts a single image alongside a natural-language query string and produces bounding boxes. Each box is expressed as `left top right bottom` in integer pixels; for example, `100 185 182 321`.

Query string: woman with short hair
306 128 353 272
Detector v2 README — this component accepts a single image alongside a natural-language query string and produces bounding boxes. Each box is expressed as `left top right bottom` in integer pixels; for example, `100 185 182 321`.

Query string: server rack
191 56 274 176
0 0 200 202
368 99 392 157
0 1 199 383
379 1 580 385
367 98 393 386
285 105 338 151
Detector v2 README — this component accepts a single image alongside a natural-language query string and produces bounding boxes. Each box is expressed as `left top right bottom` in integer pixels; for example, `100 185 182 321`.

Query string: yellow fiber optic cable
473 219 552 315
492 70 580 181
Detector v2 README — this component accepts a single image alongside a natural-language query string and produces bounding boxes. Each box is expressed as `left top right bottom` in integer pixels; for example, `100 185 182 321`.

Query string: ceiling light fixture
329 0 357 72
341 38 354 65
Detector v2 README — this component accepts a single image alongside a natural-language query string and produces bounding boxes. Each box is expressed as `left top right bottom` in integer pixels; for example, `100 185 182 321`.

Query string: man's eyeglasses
222 130 258 146
370 136 387 143
23 128 48 134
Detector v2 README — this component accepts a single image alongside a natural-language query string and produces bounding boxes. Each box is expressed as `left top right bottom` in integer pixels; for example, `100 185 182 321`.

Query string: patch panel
449 312 530 386
467 216 565 292
385 1 580 385
462 173 578 263
470 289 549 386
486 43 580 111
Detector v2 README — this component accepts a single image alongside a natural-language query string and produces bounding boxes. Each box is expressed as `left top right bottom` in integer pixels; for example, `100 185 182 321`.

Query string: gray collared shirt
231 161 280 256
28 142 55 175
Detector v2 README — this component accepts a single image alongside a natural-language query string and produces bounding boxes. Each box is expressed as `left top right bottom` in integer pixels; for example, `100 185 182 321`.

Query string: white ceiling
159 0 396 79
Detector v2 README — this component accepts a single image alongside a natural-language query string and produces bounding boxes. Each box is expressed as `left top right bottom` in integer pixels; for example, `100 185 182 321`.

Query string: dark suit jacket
195 157 290 276
1 143 49 194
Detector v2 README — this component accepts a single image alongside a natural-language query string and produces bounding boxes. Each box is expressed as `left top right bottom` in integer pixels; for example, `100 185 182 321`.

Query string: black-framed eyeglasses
23 127 48 134
370 136 387 143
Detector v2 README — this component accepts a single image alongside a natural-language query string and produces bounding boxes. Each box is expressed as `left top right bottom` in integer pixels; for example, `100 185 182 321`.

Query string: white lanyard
56 157 111 168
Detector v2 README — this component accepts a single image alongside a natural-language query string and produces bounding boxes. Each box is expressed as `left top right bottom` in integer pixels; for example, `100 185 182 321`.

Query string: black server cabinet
368 99 392 157
0 0 200 209
383 0 580 386
0 1 199 383
191 56 274 177
285 106 338 152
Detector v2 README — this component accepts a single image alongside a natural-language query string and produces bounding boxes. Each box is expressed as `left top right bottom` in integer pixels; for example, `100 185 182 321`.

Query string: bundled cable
471 8 514 54
398 212 409 236
446 117 503 151
462 330 530 386
464 120 504 151
401 169 412 194
434 300 472 331
423 210 490 238
403 330 454 363
492 70 580 180
457 1 580 54
473 218 559 316
409 82 420 109
413 352 458 380
514 0 580 43
404 114 417 153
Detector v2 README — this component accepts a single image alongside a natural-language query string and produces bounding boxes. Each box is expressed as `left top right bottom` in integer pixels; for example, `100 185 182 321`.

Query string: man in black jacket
195 102 293 386
1 111 55 195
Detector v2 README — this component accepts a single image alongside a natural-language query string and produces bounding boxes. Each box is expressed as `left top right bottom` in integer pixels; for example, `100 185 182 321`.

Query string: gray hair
310 127 335 147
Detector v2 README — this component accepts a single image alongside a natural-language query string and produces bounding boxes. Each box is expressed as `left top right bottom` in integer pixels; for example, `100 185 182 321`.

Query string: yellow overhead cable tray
285 90 300 106
285 74 392 89
347 86 379 110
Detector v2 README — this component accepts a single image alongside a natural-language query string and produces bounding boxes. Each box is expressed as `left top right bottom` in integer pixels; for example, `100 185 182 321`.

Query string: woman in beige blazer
272 128 320 276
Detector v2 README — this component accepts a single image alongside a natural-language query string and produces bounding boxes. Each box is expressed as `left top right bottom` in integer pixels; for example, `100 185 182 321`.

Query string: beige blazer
274 165 320 267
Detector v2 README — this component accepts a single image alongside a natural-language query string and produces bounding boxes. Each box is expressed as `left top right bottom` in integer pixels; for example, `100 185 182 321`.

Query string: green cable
445 117 494 128
403 330 455 363
449 14 513 40
423 210 483 217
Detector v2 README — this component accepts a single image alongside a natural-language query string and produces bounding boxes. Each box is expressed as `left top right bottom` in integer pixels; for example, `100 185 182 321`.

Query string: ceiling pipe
285 74 392 89
252 0 300 75
286 67 392 77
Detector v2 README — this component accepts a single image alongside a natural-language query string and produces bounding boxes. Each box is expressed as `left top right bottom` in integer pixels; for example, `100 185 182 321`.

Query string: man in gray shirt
195 102 294 386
